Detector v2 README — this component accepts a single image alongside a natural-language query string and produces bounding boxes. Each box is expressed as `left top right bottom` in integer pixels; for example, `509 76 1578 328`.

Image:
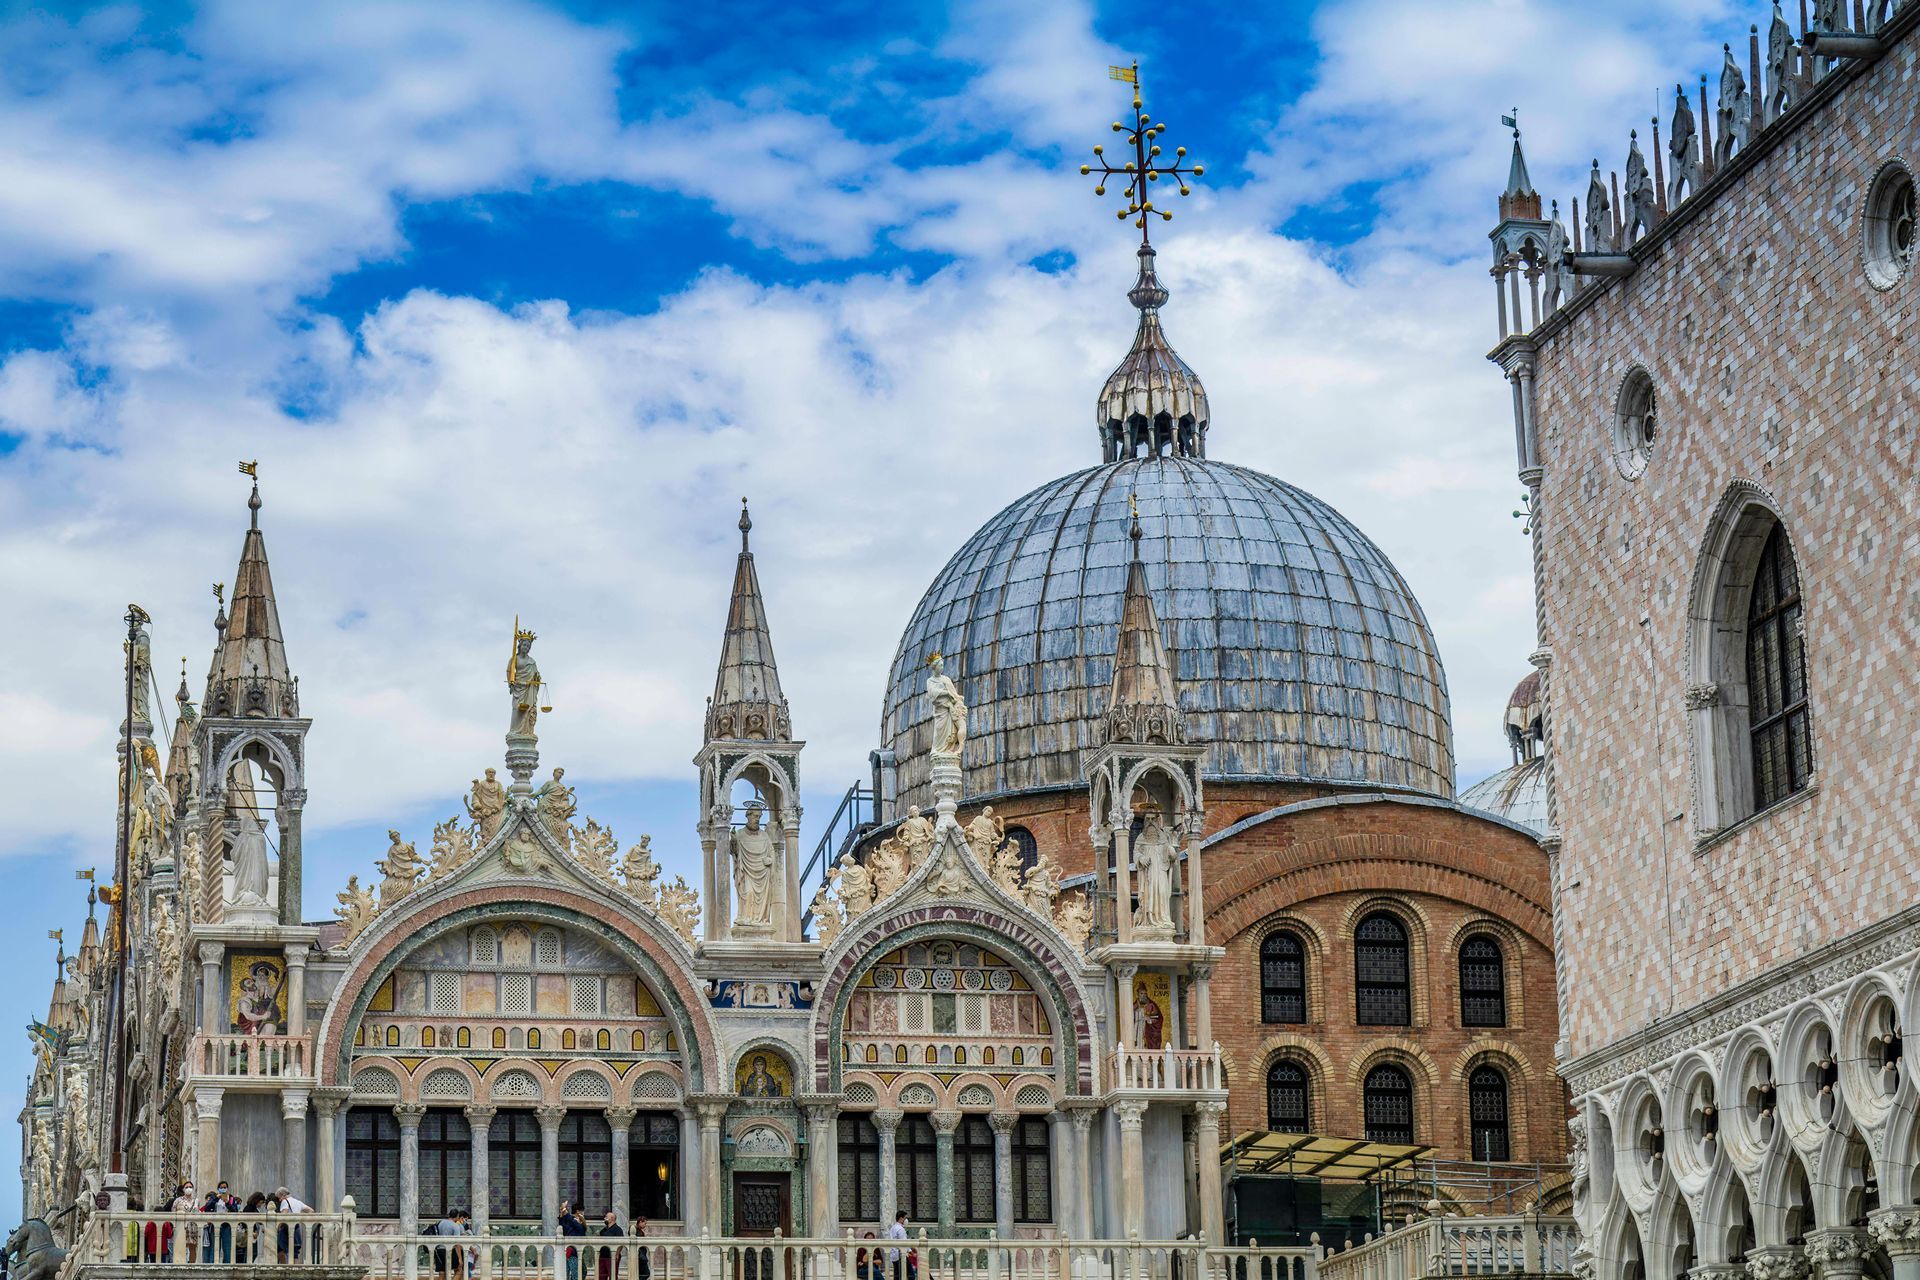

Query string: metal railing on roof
798 783 874 931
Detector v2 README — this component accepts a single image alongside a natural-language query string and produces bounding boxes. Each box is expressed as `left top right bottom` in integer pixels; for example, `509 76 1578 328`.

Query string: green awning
1221 1130 1431 1181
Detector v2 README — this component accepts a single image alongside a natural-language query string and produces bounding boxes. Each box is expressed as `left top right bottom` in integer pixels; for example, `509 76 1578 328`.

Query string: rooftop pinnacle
705 498 793 744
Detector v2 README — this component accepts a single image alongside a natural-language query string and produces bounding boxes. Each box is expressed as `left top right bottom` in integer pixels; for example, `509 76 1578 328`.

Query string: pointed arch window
1747 524 1811 809
1260 931 1307 1024
1266 1059 1310 1133
1469 1065 1512 1161
1355 913 1411 1026
1363 1065 1415 1144
1459 935 1506 1027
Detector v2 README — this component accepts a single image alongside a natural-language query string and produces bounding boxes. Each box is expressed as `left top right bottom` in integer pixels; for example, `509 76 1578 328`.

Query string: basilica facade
23 165 1567 1249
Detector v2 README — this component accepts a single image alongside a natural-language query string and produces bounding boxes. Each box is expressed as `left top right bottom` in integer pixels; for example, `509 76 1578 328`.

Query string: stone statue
229 803 274 913
1054 890 1094 948
465 767 507 842
428 816 475 880
376 830 423 907
931 845 970 897
536 767 576 838
28 1129 54 1212
1766 3 1794 120
1584 160 1612 251
897 805 935 869
992 838 1024 895
508 628 543 738
964 806 1005 867
335 875 376 942
1023 852 1061 918
1623 133 1657 243
1667 84 1701 206
621 835 660 898
126 617 153 726
151 898 181 977
1543 205 1574 312
1716 44 1750 167
1132 809 1179 934
64 1071 90 1148
572 818 618 881
870 838 908 900
835 852 874 917
657 875 700 943
810 879 843 947
927 653 967 756
732 803 779 930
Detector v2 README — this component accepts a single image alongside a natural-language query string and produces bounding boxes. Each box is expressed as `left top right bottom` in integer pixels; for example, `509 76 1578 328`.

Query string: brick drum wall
1523 30 1920 1062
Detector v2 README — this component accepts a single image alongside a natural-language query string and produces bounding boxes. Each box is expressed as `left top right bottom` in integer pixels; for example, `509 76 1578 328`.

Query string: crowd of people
126 1182 314 1263
424 1202 651 1280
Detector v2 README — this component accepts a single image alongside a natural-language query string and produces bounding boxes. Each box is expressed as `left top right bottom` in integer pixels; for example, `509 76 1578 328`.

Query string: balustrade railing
1315 1215 1577 1280
1110 1044 1225 1093
76 1211 352 1267
192 1032 313 1079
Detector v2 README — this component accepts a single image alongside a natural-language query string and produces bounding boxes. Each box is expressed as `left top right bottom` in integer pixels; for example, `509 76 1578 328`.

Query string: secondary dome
880 455 1454 810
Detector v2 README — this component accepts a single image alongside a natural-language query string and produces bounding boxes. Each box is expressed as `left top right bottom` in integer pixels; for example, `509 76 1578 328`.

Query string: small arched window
1746 523 1811 810
1260 931 1307 1024
1459 935 1506 1027
1266 1060 1311 1133
1355 913 1411 1026
1363 1065 1415 1144
1469 1065 1512 1161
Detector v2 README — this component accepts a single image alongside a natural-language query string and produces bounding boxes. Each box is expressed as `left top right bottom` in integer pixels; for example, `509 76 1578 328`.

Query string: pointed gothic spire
46 942 70 1031
1104 502 1185 745
1499 122 1543 220
1098 245 1211 461
165 658 197 809
704 498 793 743
204 477 298 719
75 890 101 981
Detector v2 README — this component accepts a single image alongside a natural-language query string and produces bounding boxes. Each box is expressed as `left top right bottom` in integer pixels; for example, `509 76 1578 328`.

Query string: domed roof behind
1460 758 1548 834
881 456 1454 810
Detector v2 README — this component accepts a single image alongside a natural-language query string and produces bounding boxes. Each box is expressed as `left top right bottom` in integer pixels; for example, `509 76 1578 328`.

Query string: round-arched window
1355 913 1411 1026
1613 368 1658 479
1469 1065 1511 1161
1266 1059 1311 1133
1363 1064 1414 1144
1864 161 1916 291
1260 930 1307 1024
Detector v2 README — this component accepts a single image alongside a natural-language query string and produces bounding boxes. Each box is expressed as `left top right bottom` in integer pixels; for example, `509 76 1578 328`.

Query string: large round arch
811 901 1097 1096
316 882 718 1089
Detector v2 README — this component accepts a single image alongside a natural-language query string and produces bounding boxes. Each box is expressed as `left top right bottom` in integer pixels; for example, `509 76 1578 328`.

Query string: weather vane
1081 61 1205 245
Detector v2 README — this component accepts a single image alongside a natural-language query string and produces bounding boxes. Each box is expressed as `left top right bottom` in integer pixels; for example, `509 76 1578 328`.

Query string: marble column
1192 1101 1226 1246
194 1087 224 1191
694 1099 728 1234
465 1106 496 1234
1114 964 1138 1052
1067 1107 1095 1239
801 1101 838 1237
281 1090 310 1200
278 790 305 925
606 1107 636 1227
535 1105 565 1231
395 1103 427 1234
1805 1228 1873 1280
284 947 309 1037
873 1109 903 1232
989 1114 1016 1243
1191 964 1214 1054
199 944 225 1036
1114 1101 1148 1237
930 1112 960 1238
1045 1112 1072 1237
1872 1209 1920 1280
1184 833 1204 944
1112 820 1134 946
314 1093 343 1211
677 1109 702 1235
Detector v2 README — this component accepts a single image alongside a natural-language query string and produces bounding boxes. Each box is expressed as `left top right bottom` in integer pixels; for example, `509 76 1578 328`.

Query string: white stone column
1111 819 1134 946
282 1090 310 1200
1114 964 1138 1052
465 1106 496 1234
1114 1101 1147 1237
1806 1228 1873 1280
284 946 309 1037
1191 964 1215 1055
199 944 225 1036
1045 1112 1072 1237
1067 1107 1095 1239
195 1087 224 1191
314 1092 344 1210
801 1101 838 1237
535 1105 565 1230
989 1113 1017 1243
1184 833 1205 944
782 808 804 944
606 1107 636 1227
396 1103 427 1233
1192 1101 1226 1246
1870 1208 1920 1280
694 1099 728 1235
872 1108 903 1233
677 1108 702 1235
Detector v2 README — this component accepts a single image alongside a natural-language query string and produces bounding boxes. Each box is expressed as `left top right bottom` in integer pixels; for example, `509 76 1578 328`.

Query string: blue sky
0 0 1759 1223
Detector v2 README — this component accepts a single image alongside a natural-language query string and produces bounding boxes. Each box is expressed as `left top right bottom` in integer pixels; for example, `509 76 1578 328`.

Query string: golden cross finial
1081 60 1205 245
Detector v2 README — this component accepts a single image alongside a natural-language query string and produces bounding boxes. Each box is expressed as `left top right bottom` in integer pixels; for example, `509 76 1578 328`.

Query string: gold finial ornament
1083 60 1204 243
237 459 258 477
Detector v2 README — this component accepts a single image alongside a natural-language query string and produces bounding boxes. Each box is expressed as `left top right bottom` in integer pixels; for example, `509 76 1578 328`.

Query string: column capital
1192 1099 1227 1121
1067 1105 1097 1134
282 944 310 969
463 1104 498 1125
281 1089 310 1120
987 1111 1018 1135
1870 1208 1920 1258
689 1095 731 1125
1745 1244 1810 1280
1113 962 1138 984
533 1104 566 1130
604 1106 638 1131
797 1097 839 1127
194 1086 225 1118
1803 1228 1872 1272
1189 962 1213 983
312 1086 350 1117
928 1110 962 1135
1113 1099 1148 1132
198 942 225 966
871 1107 904 1135
393 1103 428 1127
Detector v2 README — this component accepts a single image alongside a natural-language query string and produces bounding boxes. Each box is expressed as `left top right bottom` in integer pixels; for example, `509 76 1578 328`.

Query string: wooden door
733 1174 791 1280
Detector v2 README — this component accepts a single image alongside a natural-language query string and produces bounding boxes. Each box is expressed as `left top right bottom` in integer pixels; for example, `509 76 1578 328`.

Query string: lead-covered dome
881 456 1454 811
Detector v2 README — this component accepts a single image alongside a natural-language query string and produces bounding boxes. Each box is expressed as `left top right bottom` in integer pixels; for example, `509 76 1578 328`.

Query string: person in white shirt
272 1188 313 1263
885 1212 908 1280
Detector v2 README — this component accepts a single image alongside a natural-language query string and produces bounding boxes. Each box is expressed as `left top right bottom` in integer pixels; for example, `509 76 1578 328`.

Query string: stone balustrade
1316 1213 1578 1280
191 1033 313 1080
1110 1042 1225 1093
